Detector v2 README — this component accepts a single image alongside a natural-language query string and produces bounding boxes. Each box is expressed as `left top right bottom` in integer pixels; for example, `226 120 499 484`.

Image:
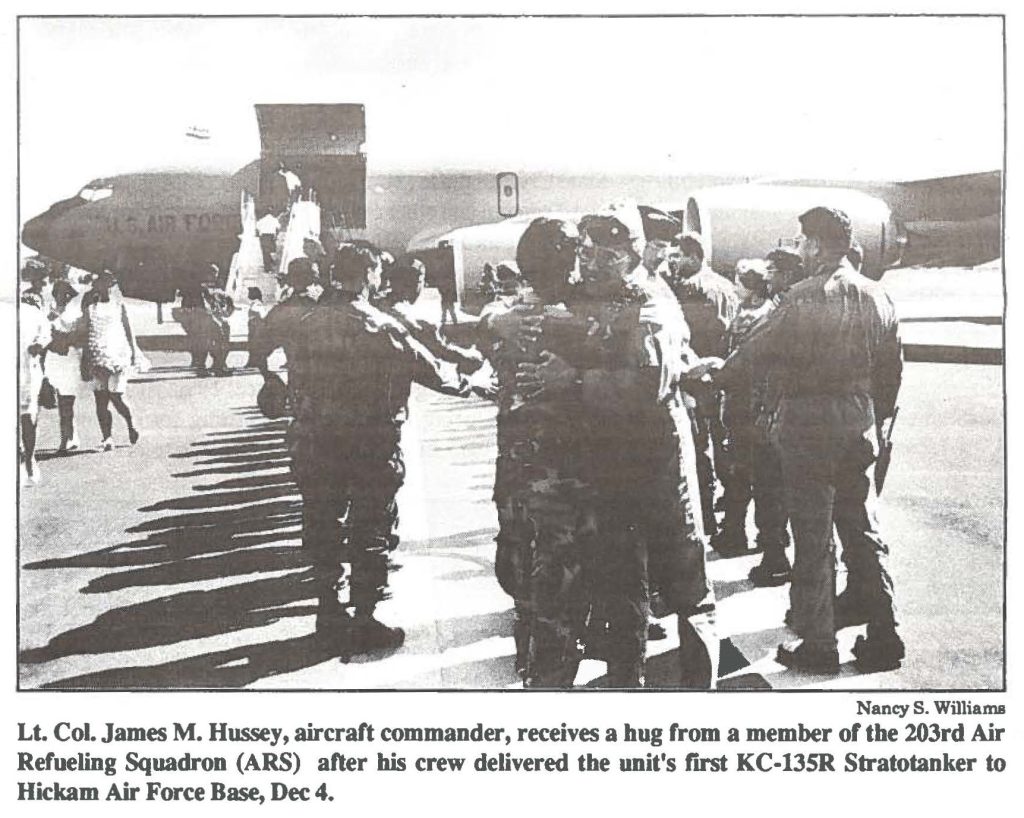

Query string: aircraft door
255 104 367 230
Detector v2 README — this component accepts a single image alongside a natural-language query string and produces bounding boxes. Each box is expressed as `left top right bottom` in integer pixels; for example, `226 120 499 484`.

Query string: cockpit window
78 181 112 202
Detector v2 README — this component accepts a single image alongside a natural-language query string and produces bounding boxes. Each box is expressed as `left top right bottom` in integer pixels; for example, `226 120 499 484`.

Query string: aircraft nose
21 213 49 252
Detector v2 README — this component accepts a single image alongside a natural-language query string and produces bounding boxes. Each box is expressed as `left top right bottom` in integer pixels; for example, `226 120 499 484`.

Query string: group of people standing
174 264 236 377
254 197 903 687
20 193 904 687
19 261 141 485
475 206 901 683
253 250 490 657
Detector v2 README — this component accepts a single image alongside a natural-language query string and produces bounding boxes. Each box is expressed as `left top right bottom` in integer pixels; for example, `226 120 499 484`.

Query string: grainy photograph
16 15 1004 691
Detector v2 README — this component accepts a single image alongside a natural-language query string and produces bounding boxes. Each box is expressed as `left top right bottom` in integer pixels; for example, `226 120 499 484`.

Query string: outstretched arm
382 321 472 398
711 300 788 391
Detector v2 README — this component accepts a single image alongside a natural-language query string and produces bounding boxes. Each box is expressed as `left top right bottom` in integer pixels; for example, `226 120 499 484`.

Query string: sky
18 16 1004 223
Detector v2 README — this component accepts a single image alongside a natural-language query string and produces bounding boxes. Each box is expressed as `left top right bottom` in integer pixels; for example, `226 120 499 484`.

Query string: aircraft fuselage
22 162 1001 304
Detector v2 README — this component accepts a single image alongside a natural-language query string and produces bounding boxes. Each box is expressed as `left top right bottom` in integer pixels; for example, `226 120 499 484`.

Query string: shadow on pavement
38 633 335 690
19 413 333 687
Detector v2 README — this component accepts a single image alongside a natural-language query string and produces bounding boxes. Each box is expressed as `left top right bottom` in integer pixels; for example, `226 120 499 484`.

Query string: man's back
260 292 318 384
768 260 901 418
298 290 467 433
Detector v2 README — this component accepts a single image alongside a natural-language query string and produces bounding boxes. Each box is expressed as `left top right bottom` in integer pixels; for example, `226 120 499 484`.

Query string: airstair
227 191 321 306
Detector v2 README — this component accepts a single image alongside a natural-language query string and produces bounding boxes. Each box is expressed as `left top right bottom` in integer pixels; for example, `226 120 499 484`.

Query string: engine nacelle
407 184 904 313
682 184 903 278
407 213 579 312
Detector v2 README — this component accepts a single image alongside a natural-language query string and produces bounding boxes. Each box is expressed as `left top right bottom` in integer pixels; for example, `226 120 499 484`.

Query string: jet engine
680 184 904 278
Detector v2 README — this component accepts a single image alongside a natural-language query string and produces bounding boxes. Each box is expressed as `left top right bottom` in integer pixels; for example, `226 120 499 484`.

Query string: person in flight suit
254 257 322 408
477 217 594 687
518 213 718 688
718 259 791 586
709 207 903 673
383 256 486 373
287 243 474 657
665 232 738 548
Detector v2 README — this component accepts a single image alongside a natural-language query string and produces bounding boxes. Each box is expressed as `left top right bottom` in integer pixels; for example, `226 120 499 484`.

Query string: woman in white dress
81 270 140 450
20 296 51 483
47 278 88 453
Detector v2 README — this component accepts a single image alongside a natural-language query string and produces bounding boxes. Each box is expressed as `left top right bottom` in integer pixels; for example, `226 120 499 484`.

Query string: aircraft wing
887 170 1001 268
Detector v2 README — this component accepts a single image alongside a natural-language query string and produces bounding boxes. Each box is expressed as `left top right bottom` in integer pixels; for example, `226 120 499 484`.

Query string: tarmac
17 339 1004 690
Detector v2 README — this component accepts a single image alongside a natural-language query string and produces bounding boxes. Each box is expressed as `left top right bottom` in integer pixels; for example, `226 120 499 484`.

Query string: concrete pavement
17 352 1004 690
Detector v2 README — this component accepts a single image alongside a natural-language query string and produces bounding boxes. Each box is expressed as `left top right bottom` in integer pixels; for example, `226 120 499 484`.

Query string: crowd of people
18 184 903 687
173 263 237 377
19 261 143 485
252 199 904 687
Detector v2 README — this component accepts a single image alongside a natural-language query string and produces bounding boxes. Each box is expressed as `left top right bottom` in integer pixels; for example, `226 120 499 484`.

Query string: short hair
493 261 522 295
333 243 381 288
798 207 853 254
286 257 317 288
765 246 803 272
248 287 263 301
388 256 427 294
673 231 706 264
517 217 578 291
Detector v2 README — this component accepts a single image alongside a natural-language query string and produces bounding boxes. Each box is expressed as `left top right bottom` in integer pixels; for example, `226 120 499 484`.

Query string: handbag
38 378 57 410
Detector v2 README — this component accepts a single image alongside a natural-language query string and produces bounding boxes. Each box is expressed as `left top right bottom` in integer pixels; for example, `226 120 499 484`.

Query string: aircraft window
78 183 112 202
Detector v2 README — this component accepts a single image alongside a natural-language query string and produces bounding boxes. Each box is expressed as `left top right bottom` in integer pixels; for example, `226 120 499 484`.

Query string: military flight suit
670 266 738 537
719 299 790 559
716 258 902 651
253 290 320 407
480 293 596 687
288 289 470 631
575 272 717 687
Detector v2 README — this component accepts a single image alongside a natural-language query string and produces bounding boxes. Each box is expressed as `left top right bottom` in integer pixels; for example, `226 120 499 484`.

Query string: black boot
606 661 645 689
853 629 904 672
748 553 792 587
711 526 749 557
352 615 405 655
776 639 839 674
314 593 356 660
647 621 668 641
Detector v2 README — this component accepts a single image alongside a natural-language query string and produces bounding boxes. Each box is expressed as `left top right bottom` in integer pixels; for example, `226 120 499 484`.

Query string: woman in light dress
46 278 89 453
80 270 141 450
19 292 52 484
